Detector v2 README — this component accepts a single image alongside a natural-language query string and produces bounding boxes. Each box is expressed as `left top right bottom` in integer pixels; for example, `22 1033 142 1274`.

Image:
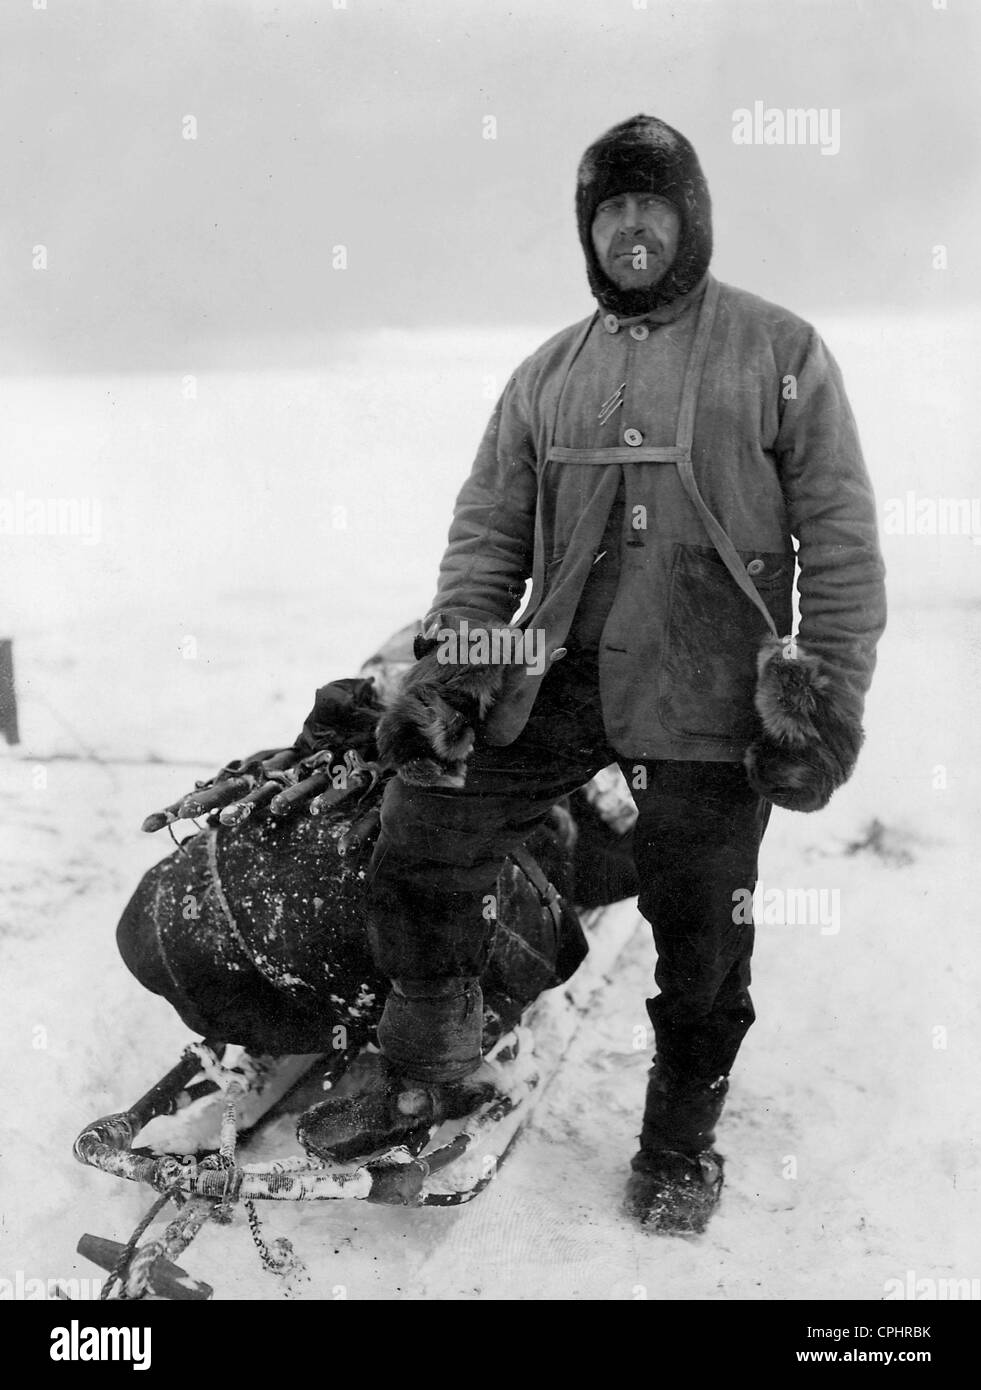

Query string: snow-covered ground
1 311 979 1300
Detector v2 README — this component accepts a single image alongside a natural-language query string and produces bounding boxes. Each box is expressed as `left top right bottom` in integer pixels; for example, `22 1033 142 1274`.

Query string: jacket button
550 647 567 663
746 558 765 576
629 324 650 341
623 427 644 447
603 314 620 334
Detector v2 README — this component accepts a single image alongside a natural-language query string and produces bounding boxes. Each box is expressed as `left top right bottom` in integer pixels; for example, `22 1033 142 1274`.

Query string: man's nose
619 198 645 232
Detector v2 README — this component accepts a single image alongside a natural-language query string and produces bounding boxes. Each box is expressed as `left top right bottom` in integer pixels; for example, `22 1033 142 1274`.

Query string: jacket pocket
657 545 794 741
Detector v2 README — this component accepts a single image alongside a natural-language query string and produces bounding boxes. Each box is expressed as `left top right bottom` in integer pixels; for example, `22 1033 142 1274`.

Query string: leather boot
297 977 486 1162
624 1149 725 1235
623 1062 730 1235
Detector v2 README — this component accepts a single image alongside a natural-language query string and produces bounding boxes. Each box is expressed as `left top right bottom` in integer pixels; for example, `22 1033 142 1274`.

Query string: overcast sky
2 0 978 371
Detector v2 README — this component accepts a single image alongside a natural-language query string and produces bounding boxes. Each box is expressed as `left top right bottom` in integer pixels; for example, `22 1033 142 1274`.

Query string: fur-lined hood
576 114 713 317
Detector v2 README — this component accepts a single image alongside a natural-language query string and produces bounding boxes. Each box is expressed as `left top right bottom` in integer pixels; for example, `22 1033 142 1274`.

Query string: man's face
590 190 681 292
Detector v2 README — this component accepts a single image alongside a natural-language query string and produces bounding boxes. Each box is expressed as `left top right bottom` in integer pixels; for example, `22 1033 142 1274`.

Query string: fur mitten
375 629 507 787
744 635 864 813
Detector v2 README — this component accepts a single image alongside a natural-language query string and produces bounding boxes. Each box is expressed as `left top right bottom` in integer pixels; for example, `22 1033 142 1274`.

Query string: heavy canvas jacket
425 274 887 762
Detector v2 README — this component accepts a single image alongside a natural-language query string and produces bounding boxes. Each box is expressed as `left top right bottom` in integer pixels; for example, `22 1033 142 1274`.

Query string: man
300 115 887 1233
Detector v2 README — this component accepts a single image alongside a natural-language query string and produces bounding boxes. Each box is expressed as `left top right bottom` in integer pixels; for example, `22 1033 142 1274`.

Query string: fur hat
744 636 864 812
576 114 713 317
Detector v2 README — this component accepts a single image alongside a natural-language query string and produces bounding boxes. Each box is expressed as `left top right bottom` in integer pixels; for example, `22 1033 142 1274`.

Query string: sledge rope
203 833 257 965
99 1185 184 1301
208 1076 246 1223
206 1069 312 1289
244 1201 310 1296
121 1198 220 1300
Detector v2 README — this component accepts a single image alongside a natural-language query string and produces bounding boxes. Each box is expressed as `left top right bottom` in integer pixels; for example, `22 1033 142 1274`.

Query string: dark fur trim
376 651 506 788
744 636 864 812
576 114 713 316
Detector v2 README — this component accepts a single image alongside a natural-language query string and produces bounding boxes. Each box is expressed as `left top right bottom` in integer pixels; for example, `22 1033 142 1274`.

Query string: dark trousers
366 654 772 1084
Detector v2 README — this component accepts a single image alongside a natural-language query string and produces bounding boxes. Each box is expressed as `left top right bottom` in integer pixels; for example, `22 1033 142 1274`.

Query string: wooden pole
0 639 19 745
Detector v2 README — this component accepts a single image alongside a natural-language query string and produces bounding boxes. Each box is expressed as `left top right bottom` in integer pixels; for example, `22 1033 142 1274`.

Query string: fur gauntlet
744 635 864 813
375 626 510 787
